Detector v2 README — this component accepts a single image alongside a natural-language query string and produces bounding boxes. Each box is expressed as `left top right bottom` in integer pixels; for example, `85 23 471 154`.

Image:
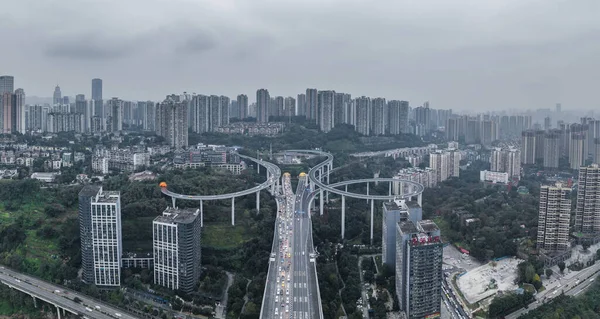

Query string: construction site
456 257 523 304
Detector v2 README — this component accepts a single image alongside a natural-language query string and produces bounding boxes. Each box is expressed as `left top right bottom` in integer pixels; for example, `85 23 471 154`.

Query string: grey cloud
179 31 218 53
45 35 131 60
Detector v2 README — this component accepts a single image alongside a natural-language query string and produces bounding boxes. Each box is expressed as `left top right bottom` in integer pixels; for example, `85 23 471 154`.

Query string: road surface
0 266 137 319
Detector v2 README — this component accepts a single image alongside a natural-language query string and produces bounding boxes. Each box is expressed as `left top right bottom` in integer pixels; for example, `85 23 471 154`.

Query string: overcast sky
1 0 599 111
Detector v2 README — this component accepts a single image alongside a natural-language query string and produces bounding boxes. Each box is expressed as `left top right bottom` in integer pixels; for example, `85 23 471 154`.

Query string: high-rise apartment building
256 89 270 123
479 120 497 146
237 94 248 119
0 76 14 94
537 183 571 266
157 94 188 149
306 88 318 121
382 200 422 267
14 88 25 133
355 96 371 136
108 98 123 132
220 95 230 127
574 164 600 244
490 148 504 172
153 207 202 293
569 132 586 170
388 100 409 135
521 130 536 165
396 219 443 319
318 90 335 132
78 186 122 286
414 105 431 135
446 117 460 141
544 129 560 168
284 96 296 118
0 92 14 134
297 93 306 118
535 130 545 163
333 93 346 126
429 149 458 182
370 98 387 135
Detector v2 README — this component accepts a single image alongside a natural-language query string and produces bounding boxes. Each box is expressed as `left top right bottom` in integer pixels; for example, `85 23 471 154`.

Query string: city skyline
2 0 600 111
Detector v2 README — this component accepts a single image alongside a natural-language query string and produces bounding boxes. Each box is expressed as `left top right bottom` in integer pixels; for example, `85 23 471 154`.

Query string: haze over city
2 0 600 111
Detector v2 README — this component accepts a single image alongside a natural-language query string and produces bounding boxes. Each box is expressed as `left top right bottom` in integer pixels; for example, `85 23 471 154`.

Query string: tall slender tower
256 89 270 123
0 76 14 94
53 85 62 105
574 164 600 243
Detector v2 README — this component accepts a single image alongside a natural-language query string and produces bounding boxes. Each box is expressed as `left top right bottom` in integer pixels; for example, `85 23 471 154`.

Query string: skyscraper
490 148 504 172
318 90 335 132
355 96 371 135
153 207 202 293
297 93 306 118
370 98 386 135
521 130 536 165
544 129 560 168
14 88 25 133
142 101 156 131
191 95 210 133
537 183 571 266
382 200 422 267
574 164 600 243
220 95 230 126
306 88 318 121
256 89 270 123
569 132 586 170
506 148 522 178
0 92 14 134
388 100 409 135
53 85 62 105
78 186 122 286
396 219 443 319
157 94 188 149
237 94 248 119
284 96 296 118
0 76 14 94
108 98 123 132
429 150 450 183
92 78 103 101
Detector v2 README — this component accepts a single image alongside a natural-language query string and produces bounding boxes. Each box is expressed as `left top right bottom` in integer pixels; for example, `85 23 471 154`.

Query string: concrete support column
418 193 422 207
56 306 62 319
366 182 370 203
388 182 392 196
370 199 375 245
256 191 260 212
200 200 203 227
319 167 323 182
341 195 346 239
32 296 37 308
257 163 260 174
320 189 324 216
231 197 235 226
171 197 176 208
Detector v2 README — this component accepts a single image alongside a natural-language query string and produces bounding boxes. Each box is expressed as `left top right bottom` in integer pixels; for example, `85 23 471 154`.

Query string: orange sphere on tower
159 182 167 188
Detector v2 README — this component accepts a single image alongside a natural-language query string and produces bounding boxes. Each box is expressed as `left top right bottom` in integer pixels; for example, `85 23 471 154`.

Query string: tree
558 261 566 273
44 203 66 218
546 268 553 278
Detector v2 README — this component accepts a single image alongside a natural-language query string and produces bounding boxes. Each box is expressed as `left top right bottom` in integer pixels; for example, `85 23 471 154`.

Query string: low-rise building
480 170 509 184
31 172 59 183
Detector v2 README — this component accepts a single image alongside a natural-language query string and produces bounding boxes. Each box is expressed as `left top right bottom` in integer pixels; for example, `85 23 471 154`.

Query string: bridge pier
200 200 203 227
418 193 422 207
56 305 61 319
32 296 36 308
231 197 235 226
388 182 392 197
366 183 369 203
256 191 260 212
319 189 323 216
370 199 374 245
341 195 346 239
172 197 176 208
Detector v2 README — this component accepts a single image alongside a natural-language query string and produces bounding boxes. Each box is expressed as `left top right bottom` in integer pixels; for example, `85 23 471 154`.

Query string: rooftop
79 185 101 197
155 207 199 224
418 219 440 233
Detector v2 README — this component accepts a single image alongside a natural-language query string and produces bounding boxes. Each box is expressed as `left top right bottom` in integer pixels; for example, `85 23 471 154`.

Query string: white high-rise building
429 150 450 183
0 75 14 94
371 98 387 135
78 186 122 286
14 88 26 133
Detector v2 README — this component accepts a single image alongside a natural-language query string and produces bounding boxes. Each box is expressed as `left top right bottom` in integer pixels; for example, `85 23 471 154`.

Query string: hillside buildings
574 164 600 244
